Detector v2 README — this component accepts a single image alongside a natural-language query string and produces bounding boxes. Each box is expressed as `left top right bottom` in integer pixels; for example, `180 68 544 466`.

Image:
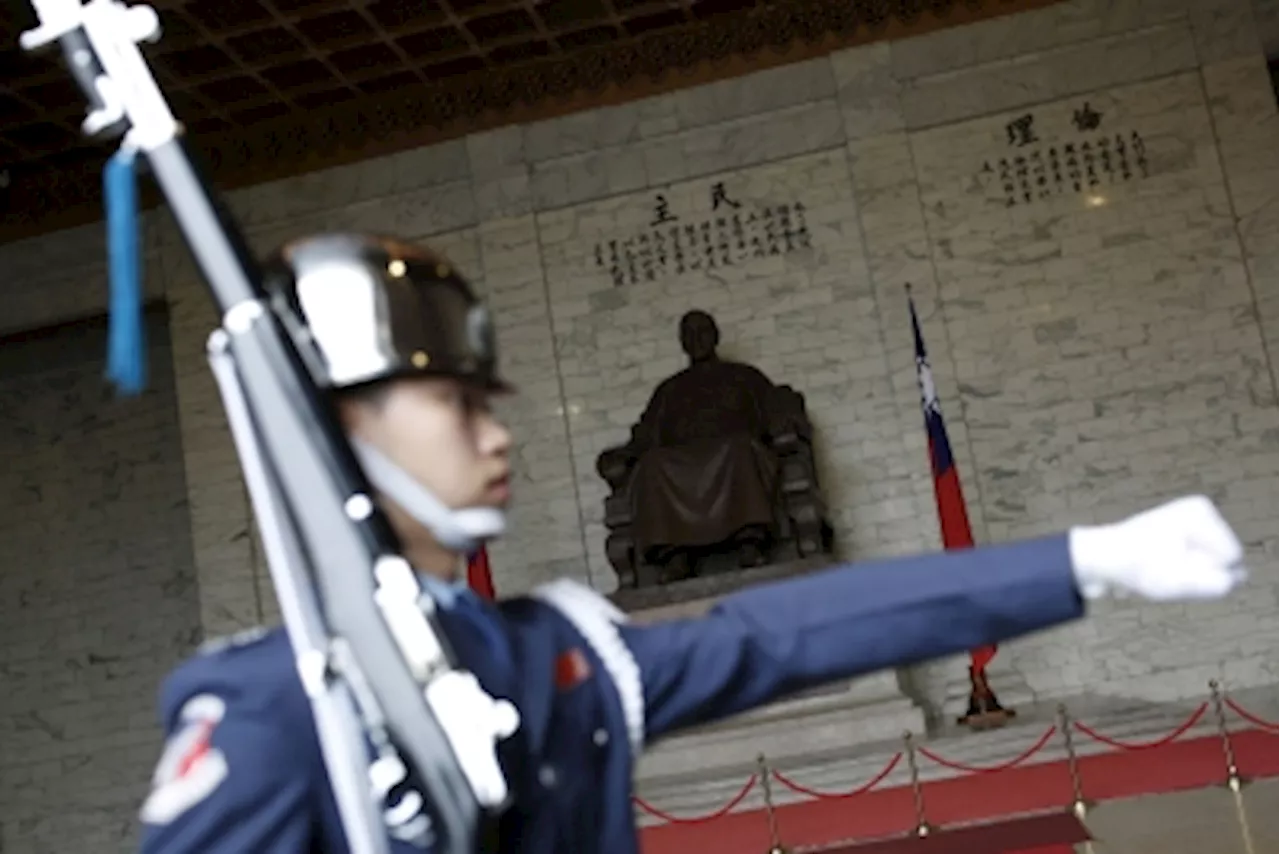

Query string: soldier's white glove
1069 495 1247 601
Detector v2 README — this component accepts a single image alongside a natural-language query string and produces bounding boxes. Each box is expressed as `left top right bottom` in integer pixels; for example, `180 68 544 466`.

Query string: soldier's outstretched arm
615 495 1245 742
137 682 318 852
620 533 1080 739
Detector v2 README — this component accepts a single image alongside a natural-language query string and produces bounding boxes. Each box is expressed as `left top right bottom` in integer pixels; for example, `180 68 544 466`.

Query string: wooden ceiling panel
0 0 1069 242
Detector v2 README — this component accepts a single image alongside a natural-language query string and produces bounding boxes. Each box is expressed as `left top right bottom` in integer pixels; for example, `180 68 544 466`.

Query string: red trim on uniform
555 648 592 690
175 722 216 778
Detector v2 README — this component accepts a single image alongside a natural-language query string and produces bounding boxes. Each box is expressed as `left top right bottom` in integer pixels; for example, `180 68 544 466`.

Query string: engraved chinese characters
980 102 1150 208
593 181 812 287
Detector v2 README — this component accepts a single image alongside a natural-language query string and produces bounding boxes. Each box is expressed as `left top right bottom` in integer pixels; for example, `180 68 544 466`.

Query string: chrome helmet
262 233 510 552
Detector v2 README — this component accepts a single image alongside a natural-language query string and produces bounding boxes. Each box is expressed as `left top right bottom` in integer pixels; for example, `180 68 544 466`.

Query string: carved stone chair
597 383 834 591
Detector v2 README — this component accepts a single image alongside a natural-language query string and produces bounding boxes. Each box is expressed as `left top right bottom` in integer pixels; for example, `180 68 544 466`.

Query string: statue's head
678 310 720 362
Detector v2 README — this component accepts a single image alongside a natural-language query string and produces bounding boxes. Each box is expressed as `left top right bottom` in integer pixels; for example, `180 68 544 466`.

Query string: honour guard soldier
137 234 1247 854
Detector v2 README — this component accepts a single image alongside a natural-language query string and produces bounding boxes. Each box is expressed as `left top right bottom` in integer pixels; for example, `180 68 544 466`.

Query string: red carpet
814 811 1089 853
639 729 1278 854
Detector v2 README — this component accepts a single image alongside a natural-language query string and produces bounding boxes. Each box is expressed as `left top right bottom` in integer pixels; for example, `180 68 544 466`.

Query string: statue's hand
1068 495 1247 601
597 444 639 484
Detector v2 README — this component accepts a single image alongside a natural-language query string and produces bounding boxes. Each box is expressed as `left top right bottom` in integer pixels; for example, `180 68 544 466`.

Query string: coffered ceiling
0 0 1060 242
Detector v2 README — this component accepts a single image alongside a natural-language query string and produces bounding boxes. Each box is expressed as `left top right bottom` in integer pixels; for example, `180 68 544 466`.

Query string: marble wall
0 0 1275 848
0 313 200 852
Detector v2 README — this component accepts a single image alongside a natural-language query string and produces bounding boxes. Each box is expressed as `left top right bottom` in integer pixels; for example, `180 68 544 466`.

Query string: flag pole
905 285 1014 731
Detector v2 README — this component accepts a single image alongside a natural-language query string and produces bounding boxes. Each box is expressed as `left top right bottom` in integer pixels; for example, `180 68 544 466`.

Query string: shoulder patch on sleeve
139 694 230 826
531 579 644 755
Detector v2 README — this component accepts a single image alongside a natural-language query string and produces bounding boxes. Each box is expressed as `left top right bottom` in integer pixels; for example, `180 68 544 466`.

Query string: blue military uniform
138 533 1084 853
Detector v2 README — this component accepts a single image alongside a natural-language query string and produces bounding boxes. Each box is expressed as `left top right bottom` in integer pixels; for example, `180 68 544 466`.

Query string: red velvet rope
917 724 1058 773
1072 703 1207 750
770 752 903 799
631 692 1277 825
633 774 758 824
1225 696 1278 731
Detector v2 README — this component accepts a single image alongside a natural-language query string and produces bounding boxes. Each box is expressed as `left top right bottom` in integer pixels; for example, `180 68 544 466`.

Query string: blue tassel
104 148 147 396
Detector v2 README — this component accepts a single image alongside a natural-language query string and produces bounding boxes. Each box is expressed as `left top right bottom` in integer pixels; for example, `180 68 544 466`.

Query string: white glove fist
1069 495 1247 601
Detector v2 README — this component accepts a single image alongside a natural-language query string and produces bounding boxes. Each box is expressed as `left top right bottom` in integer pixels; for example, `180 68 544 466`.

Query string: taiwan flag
908 290 997 675
466 546 497 601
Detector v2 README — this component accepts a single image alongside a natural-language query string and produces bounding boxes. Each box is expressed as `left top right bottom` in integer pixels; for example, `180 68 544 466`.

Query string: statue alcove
596 310 835 610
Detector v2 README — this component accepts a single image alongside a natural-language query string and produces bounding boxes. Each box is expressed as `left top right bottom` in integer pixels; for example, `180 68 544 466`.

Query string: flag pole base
957 665 1016 731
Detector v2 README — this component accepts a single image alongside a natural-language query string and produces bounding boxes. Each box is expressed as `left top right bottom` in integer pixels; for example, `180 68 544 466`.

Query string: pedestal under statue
625 588 927 818
597 310 834 605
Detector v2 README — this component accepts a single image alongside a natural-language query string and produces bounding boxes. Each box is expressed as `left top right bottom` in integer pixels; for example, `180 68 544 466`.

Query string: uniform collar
416 571 470 609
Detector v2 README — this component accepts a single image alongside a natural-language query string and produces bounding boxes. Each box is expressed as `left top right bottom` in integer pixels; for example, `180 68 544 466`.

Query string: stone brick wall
1254 0 1278 54
0 0 1275 849
0 312 200 852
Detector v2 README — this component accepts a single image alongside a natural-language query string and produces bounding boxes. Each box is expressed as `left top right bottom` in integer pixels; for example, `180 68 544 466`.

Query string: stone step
632 683 1278 825
637 692 924 787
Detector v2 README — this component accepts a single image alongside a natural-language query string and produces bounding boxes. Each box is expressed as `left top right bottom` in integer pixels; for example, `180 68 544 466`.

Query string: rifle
19 3 517 852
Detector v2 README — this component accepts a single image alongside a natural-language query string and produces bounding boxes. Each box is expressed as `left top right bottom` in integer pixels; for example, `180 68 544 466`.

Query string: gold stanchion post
757 754 790 854
1230 781 1258 854
1208 680 1243 792
902 732 931 838
1057 703 1091 819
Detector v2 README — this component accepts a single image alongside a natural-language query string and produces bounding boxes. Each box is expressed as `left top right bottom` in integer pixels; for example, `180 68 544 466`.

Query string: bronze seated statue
596 310 834 590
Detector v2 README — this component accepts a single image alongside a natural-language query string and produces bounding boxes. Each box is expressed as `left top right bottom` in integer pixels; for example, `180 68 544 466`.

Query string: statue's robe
625 359 779 562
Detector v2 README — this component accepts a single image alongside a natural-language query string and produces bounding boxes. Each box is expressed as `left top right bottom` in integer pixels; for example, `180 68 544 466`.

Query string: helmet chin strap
348 438 506 556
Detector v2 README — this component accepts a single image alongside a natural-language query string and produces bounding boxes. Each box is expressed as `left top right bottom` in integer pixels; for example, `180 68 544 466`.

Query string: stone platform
635 671 927 790
608 556 828 616
632 683 1279 826
612 559 1277 826
609 557 930 804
